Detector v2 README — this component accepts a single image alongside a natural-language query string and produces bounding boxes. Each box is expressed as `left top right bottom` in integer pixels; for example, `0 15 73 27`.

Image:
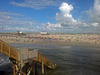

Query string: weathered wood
35 61 38 75
0 39 56 75
42 58 44 75
0 40 18 59
0 42 3 53
18 48 38 61
38 53 56 69
9 46 10 57
12 64 16 75
33 61 35 75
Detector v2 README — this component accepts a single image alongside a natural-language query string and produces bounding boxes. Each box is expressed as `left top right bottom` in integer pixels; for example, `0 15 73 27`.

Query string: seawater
0 44 100 75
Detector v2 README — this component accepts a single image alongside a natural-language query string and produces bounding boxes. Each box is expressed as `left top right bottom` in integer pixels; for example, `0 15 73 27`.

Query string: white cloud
11 0 66 10
91 22 99 27
14 27 36 32
54 1 100 33
0 11 60 32
45 1 100 33
1 0 100 33
0 11 40 32
59 2 73 18
56 2 77 27
87 0 100 26
40 2 91 32
47 22 61 28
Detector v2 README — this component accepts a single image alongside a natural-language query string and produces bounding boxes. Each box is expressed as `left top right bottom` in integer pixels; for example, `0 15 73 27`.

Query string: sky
0 0 100 33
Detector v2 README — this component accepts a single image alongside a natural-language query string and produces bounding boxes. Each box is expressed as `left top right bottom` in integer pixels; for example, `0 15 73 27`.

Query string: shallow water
39 46 100 75
0 44 100 75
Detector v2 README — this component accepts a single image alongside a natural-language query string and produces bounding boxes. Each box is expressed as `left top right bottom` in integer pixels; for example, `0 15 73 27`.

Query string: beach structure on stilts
0 39 56 75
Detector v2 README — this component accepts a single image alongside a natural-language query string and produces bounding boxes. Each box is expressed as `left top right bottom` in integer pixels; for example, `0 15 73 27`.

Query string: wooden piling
12 64 16 75
35 61 38 75
33 61 35 75
42 58 44 75
1 42 3 53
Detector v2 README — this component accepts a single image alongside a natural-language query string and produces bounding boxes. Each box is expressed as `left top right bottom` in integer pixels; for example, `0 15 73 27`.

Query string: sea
0 44 100 75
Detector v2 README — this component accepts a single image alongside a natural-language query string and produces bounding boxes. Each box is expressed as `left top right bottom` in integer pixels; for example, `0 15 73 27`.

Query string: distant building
17 31 25 36
40 32 49 35
17 31 23 34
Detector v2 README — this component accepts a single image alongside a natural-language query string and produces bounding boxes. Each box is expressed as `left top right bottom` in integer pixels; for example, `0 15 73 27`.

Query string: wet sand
1 37 100 48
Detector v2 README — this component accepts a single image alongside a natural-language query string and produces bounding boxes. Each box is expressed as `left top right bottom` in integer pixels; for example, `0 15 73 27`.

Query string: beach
0 33 100 48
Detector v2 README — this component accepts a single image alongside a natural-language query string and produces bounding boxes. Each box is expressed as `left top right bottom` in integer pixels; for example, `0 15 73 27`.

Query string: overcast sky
0 0 100 33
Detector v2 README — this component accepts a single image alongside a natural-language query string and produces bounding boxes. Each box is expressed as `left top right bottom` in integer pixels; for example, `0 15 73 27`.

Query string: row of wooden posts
10 57 45 75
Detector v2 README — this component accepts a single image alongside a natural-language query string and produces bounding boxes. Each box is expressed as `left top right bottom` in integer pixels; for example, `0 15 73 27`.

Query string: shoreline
0 33 100 48
8 40 100 48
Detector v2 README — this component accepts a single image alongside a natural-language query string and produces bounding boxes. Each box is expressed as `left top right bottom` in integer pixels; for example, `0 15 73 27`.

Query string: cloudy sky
0 0 100 33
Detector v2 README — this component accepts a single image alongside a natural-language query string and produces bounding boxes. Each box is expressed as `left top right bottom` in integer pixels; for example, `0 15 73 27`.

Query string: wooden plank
18 48 38 61
38 53 56 69
0 39 18 60
9 46 10 57
0 42 3 53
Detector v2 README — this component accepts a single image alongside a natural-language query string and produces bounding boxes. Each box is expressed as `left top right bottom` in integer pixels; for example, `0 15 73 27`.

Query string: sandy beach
0 33 100 48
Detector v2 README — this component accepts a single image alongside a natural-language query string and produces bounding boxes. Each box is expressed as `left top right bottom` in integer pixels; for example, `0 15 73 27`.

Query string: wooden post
19 67 23 75
33 61 38 75
1 42 3 53
33 61 35 75
42 58 44 75
0 41 1 52
9 46 10 56
12 64 16 75
35 61 38 75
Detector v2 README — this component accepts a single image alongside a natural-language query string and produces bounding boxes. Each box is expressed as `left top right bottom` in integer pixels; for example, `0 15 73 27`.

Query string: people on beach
0 33 100 47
